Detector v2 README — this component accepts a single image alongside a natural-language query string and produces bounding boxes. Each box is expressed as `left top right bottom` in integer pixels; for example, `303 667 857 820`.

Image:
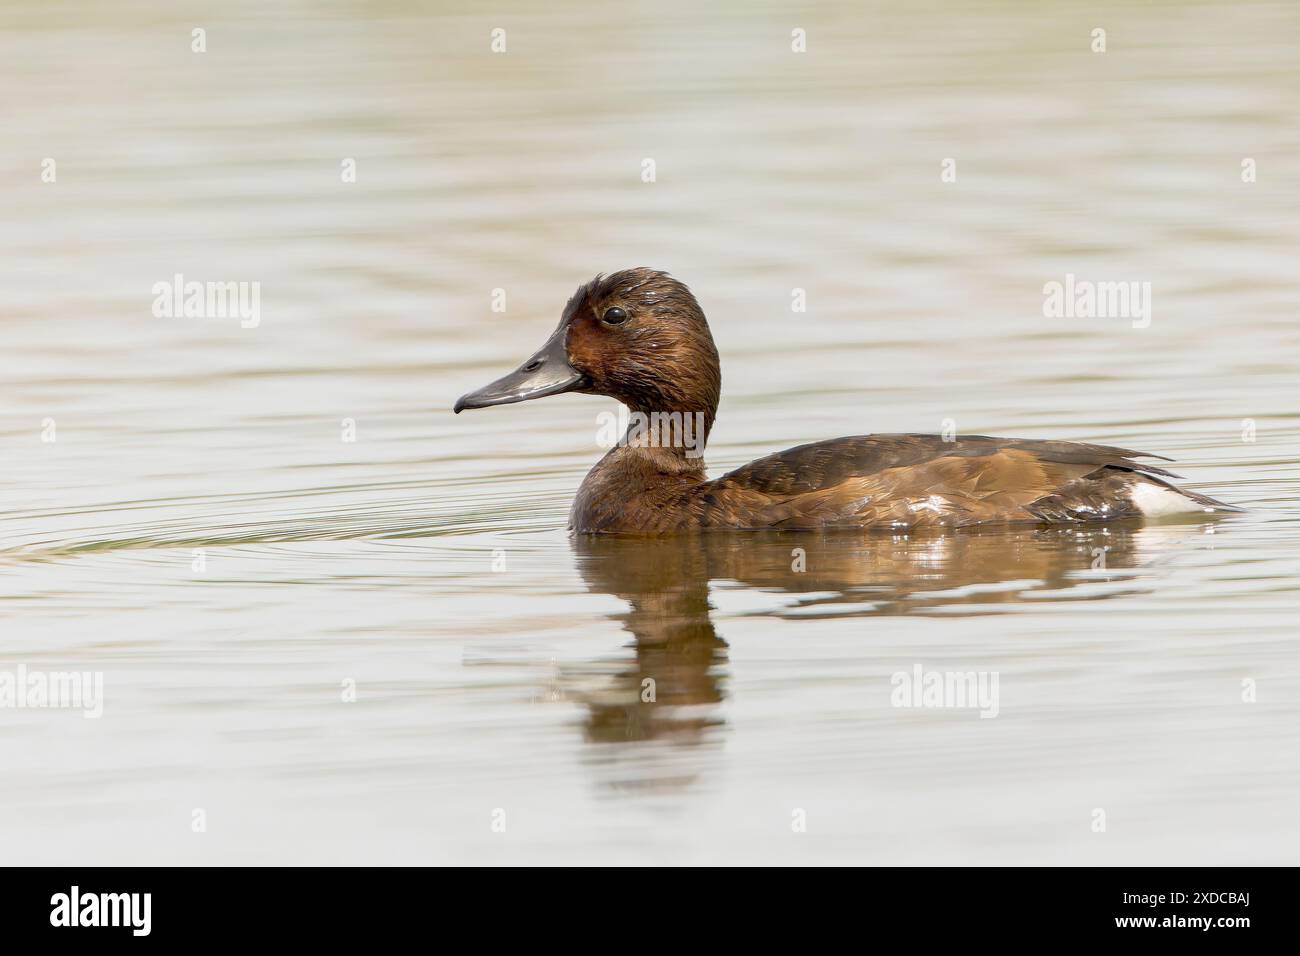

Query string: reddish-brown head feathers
562 269 721 429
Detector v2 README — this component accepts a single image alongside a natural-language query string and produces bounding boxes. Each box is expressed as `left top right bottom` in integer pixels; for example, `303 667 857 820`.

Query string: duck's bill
453 326 587 413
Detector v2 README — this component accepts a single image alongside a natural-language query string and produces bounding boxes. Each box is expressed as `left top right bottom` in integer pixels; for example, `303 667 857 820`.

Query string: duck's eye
602 307 628 325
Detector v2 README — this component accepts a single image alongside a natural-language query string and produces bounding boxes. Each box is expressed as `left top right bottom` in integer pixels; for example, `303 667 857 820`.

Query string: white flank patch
1131 481 1210 517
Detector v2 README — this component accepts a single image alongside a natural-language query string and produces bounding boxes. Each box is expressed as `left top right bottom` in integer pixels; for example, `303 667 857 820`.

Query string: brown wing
698 434 1181 529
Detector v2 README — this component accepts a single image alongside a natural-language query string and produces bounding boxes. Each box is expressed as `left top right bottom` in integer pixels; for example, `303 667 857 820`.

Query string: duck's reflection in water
573 533 727 748
568 523 1209 753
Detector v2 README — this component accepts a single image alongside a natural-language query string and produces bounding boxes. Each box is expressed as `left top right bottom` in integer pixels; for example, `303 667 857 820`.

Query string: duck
453 268 1240 534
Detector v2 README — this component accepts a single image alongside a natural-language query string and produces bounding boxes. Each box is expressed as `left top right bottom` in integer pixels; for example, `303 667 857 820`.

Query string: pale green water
2 0 1299 864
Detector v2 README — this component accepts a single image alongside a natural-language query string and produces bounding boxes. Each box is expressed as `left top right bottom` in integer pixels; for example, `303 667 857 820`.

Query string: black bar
1 867 1282 942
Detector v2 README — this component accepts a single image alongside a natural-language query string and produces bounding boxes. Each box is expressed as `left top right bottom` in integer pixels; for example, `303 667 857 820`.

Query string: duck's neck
617 400 714 471
608 323 721 468
572 439 706 533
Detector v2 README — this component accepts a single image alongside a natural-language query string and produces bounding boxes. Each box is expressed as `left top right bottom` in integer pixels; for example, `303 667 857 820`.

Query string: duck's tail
1129 476 1245 517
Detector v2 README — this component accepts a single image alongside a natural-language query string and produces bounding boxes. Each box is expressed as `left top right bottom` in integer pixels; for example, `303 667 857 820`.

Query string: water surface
2 0 1299 864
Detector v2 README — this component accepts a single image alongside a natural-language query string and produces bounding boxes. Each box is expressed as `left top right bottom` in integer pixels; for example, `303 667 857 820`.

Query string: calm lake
2 0 1298 864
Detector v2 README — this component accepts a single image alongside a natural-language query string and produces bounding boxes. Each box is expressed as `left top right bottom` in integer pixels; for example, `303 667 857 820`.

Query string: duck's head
453 268 721 425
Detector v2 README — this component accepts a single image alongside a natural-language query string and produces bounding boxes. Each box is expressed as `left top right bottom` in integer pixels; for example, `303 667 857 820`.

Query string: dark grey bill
453 324 586 413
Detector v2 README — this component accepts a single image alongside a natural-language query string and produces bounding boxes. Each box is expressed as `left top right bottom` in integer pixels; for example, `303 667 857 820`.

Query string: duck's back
690 433 1234 531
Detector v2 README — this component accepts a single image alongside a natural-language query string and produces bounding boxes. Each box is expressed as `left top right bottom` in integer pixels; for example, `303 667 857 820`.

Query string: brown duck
454 269 1239 533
